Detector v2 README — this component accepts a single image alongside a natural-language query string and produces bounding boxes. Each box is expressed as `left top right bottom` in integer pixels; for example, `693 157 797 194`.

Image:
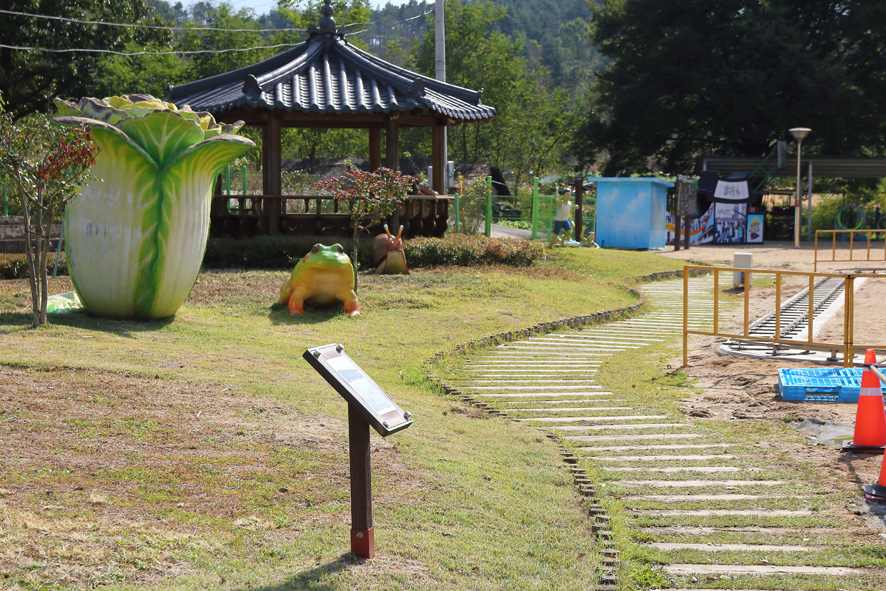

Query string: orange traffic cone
863 452 886 501
841 350 886 454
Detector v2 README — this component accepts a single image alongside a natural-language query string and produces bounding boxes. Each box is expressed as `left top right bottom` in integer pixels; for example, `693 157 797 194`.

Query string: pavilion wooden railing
209 194 453 239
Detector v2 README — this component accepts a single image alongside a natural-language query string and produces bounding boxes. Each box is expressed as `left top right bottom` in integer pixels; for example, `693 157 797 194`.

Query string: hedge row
0 254 68 279
202 235 375 269
201 234 544 270
403 234 545 268
0 235 544 277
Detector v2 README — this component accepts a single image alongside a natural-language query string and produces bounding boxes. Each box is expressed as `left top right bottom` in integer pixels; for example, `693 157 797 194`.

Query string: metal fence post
455 175 462 234
485 176 492 237
531 177 539 240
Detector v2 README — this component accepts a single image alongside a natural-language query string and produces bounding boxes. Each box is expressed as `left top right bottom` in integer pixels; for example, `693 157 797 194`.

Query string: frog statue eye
310 244 321 254
335 244 345 254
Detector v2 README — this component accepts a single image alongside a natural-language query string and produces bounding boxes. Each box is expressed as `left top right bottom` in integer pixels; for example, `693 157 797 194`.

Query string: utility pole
435 0 447 189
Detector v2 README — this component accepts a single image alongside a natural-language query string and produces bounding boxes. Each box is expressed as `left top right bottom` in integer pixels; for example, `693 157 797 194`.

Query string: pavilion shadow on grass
168 0 494 239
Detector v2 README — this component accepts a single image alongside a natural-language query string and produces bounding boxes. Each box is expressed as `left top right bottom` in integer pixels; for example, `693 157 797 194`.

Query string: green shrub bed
202 234 545 270
404 234 544 267
0 254 68 279
0 235 544 278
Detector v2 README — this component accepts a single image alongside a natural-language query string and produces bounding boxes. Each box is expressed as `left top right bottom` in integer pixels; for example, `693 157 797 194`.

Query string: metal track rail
724 276 845 355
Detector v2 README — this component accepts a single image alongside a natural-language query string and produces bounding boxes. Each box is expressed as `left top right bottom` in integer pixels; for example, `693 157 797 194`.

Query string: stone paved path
440 276 886 590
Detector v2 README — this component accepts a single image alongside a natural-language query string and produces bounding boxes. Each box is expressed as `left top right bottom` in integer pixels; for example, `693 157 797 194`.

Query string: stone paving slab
650 542 816 552
630 494 777 501
662 564 869 576
513 406 635 413
588 454 736 462
611 480 789 488
578 443 731 453
604 466 752 473
519 414 669 423
552 423 688 432
567 433 703 443
629 509 814 517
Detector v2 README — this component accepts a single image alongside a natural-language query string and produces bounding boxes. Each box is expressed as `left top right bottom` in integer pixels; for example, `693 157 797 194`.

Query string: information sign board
304 344 413 437
676 176 697 216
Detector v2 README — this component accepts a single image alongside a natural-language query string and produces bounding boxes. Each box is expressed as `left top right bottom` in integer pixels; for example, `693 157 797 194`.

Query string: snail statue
372 224 409 274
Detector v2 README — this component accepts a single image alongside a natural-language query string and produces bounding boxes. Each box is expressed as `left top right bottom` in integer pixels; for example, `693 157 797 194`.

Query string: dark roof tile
169 32 494 122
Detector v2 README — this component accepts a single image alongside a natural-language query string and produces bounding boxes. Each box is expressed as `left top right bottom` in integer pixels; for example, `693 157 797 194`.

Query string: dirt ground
658 240 886 530
658 239 885 424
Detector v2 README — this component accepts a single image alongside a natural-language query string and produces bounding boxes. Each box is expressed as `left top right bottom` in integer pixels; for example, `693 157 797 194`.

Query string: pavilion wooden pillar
262 112 282 235
385 115 401 228
431 121 445 194
385 115 400 170
369 126 382 172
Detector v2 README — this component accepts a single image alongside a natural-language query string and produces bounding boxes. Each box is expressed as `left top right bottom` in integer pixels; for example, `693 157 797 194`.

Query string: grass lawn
0 246 684 590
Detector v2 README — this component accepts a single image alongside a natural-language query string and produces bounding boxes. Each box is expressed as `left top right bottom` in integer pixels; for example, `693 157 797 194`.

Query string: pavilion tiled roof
168 11 494 122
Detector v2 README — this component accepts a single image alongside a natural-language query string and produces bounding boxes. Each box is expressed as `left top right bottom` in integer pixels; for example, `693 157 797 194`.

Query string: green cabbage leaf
55 96 254 319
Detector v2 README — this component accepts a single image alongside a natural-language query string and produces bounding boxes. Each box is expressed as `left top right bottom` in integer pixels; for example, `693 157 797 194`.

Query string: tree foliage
2 0 584 189
410 0 576 192
574 0 886 176
0 0 169 118
0 109 98 326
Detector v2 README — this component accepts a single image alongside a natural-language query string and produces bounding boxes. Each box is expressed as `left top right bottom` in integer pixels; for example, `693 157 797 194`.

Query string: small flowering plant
316 167 413 286
0 110 99 326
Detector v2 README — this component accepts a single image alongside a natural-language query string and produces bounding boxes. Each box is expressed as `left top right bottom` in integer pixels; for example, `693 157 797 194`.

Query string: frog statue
279 243 360 316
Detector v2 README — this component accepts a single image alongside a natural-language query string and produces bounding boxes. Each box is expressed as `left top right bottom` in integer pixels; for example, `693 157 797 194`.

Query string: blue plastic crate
778 367 866 402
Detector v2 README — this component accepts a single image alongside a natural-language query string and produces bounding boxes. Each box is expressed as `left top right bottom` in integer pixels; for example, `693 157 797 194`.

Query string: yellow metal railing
682 265 886 368
814 229 886 272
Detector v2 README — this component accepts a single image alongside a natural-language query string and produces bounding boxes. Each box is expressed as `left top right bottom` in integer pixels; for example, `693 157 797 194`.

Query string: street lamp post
789 127 811 248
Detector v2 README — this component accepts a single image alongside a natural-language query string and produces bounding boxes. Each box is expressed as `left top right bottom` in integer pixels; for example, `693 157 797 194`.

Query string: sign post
303 344 413 559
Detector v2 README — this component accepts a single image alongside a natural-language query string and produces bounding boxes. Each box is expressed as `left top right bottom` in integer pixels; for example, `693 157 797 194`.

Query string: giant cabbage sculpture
54 95 254 319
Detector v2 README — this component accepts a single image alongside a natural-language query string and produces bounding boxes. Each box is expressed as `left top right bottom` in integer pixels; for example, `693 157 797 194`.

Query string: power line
0 6 435 56
0 6 433 34
0 8 306 33
342 7 433 27
0 43 302 56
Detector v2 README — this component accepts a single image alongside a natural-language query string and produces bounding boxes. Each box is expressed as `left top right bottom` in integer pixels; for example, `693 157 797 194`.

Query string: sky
222 0 417 16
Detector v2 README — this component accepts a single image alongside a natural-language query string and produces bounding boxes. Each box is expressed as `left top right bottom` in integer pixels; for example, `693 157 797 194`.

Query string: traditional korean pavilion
168 0 495 237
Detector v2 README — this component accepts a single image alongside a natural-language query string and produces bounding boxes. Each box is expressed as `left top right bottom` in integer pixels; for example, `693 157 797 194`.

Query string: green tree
415 2 524 163
0 0 169 118
0 109 99 326
92 42 188 99
574 0 886 176
176 4 272 81
414 1 574 193
496 81 574 192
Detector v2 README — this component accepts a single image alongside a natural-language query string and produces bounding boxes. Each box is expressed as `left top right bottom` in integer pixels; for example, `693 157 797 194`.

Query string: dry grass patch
0 365 421 588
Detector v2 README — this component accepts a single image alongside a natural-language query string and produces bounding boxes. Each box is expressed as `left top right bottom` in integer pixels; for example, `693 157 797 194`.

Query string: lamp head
789 127 811 142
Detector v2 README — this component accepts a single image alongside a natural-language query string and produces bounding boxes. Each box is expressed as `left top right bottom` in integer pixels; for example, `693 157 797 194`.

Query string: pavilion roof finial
318 0 336 35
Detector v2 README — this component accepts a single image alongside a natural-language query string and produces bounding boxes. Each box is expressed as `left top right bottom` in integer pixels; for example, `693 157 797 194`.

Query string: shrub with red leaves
0 110 98 326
